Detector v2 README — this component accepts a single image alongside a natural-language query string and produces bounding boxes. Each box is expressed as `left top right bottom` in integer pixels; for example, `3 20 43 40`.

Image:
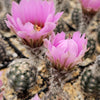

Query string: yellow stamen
34 25 42 31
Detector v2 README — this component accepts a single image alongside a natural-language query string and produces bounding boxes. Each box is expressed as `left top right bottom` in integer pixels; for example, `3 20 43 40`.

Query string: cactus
6 59 37 95
0 43 6 62
97 24 100 44
42 68 70 100
72 8 82 29
0 1 3 13
24 45 47 60
54 19 64 33
60 0 70 13
96 12 100 24
84 38 96 58
81 55 100 98
54 0 63 13
78 6 97 34
0 18 10 31
0 39 6 62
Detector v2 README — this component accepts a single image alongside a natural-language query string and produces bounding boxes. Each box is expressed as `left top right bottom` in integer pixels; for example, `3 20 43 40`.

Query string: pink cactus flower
44 31 87 71
6 0 63 48
80 0 100 12
31 94 41 100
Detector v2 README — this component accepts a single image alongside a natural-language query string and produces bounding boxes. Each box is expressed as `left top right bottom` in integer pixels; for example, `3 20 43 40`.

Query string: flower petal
31 94 40 100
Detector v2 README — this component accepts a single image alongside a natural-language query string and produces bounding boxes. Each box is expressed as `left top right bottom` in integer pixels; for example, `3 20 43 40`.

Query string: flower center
34 25 42 31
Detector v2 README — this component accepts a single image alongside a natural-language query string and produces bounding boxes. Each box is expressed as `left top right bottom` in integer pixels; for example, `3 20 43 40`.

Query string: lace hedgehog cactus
72 8 82 29
0 18 10 32
6 59 37 98
6 0 63 60
79 0 100 33
0 39 7 62
97 24 100 44
84 38 96 58
54 19 64 33
81 55 100 98
43 31 87 100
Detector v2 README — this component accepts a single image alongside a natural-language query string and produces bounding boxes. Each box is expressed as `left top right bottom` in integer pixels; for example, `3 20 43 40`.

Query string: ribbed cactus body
6 59 37 94
0 40 6 62
72 8 82 29
60 0 70 13
0 19 10 31
81 56 100 98
97 24 100 44
84 38 96 58
55 19 64 33
81 69 100 97
79 8 96 34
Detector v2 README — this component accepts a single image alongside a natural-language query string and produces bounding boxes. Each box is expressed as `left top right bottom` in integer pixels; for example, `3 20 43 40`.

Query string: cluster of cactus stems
0 0 100 100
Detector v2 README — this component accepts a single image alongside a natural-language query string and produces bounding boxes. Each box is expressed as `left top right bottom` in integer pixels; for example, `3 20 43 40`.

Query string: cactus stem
79 8 96 34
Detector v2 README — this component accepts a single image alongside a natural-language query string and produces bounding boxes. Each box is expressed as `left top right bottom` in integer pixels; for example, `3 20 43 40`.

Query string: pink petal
72 31 87 55
39 22 56 35
6 0 64 48
80 0 100 11
53 12 63 23
6 14 17 29
0 72 2 77
45 31 87 69
31 94 40 100
52 32 65 47
44 39 51 49
12 1 20 20
0 93 3 100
